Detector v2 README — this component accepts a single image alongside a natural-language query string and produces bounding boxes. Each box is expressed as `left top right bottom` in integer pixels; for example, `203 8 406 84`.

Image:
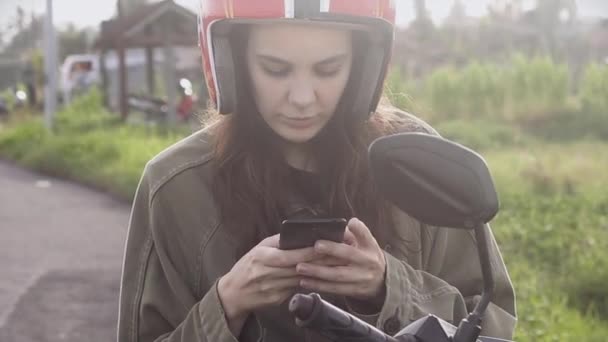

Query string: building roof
95 0 198 50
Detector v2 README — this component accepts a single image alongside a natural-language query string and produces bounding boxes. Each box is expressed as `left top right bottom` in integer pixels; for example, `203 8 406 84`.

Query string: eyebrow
256 53 349 66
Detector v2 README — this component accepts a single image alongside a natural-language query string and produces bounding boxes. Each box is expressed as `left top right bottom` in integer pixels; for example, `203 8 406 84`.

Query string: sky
1 0 607 32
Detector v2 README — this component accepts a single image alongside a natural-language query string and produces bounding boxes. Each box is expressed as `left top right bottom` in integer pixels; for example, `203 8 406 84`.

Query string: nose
288 79 316 110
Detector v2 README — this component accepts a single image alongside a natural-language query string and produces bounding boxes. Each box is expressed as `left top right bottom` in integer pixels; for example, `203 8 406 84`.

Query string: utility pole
117 0 129 120
44 0 58 131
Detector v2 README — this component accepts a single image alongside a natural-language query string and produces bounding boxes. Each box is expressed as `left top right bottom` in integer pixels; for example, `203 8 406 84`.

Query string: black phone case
279 218 347 250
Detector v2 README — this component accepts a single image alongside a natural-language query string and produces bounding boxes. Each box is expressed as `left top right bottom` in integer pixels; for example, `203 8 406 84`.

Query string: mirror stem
453 222 495 342
473 222 495 316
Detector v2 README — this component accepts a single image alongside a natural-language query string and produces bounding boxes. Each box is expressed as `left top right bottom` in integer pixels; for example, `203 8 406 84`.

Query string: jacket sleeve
117 169 259 342
346 222 517 340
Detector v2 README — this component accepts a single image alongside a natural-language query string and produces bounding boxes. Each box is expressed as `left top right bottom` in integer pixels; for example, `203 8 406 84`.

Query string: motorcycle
127 78 196 124
288 132 513 342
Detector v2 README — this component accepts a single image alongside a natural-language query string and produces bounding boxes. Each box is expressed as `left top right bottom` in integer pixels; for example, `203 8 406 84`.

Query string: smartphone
279 218 347 250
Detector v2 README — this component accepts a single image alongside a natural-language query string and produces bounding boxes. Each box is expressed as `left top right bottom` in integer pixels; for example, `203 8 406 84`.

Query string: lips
282 116 317 129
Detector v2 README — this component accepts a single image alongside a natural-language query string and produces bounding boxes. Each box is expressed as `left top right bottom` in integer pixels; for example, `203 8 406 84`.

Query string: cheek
250 70 284 113
318 72 351 109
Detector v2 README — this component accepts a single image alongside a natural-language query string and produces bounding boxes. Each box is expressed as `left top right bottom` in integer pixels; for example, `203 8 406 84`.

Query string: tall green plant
507 55 569 120
421 55 570 122
384 66 419 113
580 63 608 115
426 66 461 119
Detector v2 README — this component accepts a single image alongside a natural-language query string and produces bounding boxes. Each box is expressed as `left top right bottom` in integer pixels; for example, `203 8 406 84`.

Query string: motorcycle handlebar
289 293 513 342
289 293 417 342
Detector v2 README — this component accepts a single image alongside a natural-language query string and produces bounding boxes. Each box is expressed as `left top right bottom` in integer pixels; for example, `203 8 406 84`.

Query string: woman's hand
296 218 387 301
218 234 317 331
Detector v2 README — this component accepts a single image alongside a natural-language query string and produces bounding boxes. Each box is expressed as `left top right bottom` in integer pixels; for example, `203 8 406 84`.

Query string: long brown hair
207 25 402 256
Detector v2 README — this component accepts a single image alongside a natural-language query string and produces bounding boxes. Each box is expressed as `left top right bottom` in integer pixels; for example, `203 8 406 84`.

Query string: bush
426 66 462 120
580 63 608 116
434 119 527 150
0 120 49 160
496 194 608 323
421 55 571 124
519 108 608 141
53 88 121 133
488 141 608 327
507 55 569 121
384 67 421 114
508 260 608 342
0 89 185 199
1 88 15 110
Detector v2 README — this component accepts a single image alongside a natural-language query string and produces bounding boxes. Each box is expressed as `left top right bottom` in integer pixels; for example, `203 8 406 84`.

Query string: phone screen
279 218 347 250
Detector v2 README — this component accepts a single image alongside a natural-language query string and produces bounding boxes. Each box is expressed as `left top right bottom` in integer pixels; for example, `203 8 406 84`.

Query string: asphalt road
0 160 131 342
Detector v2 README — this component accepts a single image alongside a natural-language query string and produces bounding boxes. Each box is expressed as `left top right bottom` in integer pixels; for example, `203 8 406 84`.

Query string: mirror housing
368 132 499 229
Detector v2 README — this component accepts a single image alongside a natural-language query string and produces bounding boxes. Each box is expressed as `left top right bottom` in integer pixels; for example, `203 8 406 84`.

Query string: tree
58 24 90 62
1 14 43 58
16 6 26 32
448 0 467 22
0 28 5 51
534 0 578 57
411 0 435 40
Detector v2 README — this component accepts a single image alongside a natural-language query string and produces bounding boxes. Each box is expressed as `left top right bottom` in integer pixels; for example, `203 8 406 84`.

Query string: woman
117 1 516 342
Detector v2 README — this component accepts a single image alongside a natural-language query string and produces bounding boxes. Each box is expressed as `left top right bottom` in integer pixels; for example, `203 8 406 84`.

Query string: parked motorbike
127 78 196 123
288 133 513 342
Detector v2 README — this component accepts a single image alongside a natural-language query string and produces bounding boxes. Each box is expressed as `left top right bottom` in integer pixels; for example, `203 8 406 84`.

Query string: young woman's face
246 23 353 145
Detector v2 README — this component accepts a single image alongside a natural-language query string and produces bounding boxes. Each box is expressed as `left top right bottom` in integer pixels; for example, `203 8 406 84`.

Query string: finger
347 218 377 249
299 278 362 297
258 266 300 279
266 288 300 307
263 247 317 267
310 256 348 267
256 276 302 293
314 240 367 264
296 263 365 283
258 234 280 247
255 278 302 307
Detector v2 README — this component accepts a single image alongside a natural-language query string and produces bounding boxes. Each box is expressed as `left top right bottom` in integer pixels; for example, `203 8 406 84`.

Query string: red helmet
198 0 396 118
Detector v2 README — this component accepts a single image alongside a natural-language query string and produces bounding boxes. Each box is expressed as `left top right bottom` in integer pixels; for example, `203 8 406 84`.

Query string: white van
59 54 100 103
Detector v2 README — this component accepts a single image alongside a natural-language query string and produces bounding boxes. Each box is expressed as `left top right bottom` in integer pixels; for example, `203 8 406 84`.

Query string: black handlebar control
289 293 417 342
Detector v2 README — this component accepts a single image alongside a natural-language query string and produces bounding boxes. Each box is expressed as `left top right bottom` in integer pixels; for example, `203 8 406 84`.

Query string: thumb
347 218 375 248
258 234 280 248
343 227 358 247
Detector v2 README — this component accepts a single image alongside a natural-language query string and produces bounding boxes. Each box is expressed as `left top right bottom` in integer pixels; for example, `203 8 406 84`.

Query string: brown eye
315 67 341 77
259 59 291 78
315 62 343 77
262 66 290 78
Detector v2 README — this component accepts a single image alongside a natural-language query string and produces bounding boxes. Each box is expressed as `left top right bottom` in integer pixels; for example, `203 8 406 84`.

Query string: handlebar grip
289 293 402 342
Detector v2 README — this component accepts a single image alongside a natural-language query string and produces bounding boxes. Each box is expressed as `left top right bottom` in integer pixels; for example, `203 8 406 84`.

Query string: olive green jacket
117 112 516 342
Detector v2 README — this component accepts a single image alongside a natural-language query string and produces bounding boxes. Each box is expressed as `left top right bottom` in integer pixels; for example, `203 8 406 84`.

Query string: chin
278 127 320 144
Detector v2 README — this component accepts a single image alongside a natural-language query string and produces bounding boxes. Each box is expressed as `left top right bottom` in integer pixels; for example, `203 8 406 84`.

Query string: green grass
0 90 186 199
485 141 608 337
1 90 608 340
415 77 608 339
507 260 608 342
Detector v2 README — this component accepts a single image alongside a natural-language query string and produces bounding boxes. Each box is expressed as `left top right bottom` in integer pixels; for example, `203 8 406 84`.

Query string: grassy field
432 116 608 340
485 143 608 341
1 90 607 341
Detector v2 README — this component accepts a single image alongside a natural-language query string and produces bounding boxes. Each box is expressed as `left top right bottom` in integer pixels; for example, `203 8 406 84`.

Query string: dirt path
0 160 132 342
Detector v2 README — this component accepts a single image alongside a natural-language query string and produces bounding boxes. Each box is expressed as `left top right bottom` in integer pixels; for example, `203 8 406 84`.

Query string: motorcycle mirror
368 133 499 229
